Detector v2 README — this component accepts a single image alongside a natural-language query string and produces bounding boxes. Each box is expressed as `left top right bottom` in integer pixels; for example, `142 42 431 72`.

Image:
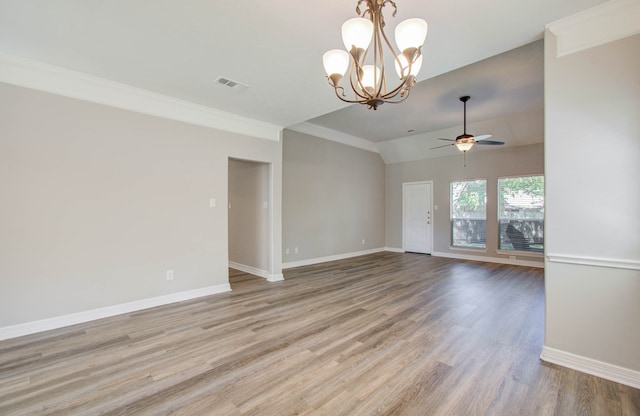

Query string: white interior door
403 182 432 254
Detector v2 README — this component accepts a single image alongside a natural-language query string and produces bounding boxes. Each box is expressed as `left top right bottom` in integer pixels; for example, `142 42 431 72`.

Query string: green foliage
499 176 544 199
451 180 486 218
498 175 544 219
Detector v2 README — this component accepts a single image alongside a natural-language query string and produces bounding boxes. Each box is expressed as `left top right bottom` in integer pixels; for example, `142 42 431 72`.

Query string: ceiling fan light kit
454 137 475 152
322 0 428 110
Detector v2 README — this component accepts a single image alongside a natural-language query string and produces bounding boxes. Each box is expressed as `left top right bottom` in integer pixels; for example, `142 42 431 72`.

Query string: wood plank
0 253 638 415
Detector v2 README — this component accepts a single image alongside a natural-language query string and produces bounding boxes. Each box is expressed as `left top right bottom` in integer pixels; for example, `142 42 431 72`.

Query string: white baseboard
282 248 386 269
229 262 284 282
432 251 544 268
540 346 640 389
282 248 544 269
267 273 285 282
0 284 231 341
385 247 404 253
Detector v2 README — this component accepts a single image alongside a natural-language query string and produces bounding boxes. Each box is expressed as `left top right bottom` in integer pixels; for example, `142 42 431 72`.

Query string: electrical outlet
285 248 290 255
362 239 366 245
509 256 516 260
294 247 299 254
209 198 216 208
166 270 174 280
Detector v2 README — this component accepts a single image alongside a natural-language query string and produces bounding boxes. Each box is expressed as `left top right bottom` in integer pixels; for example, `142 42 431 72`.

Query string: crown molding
287 122 380 154
546 0 640 57
0 52 283 142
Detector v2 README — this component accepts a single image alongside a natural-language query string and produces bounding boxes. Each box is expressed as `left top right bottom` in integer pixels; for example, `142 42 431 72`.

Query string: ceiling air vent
215 76 248 92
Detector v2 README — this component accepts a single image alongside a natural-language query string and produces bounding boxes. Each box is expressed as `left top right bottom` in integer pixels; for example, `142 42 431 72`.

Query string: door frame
402 180 434 254
228 158 283 282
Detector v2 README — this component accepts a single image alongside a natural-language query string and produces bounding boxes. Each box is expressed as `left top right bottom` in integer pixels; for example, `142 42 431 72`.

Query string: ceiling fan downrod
461 95 470 136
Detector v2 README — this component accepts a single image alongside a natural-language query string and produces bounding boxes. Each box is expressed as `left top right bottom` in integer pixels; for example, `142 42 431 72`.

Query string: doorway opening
228 158 272 285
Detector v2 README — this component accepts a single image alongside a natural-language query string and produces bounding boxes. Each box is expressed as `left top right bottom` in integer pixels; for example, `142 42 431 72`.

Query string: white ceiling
0 0 610 158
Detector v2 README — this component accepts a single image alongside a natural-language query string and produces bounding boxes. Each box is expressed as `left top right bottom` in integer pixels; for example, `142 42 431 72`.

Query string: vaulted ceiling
0 0 610 161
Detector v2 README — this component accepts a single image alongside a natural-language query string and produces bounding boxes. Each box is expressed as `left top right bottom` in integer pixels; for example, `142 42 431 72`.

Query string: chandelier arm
379 19 415 83
377 52 423 100
379 74 418 101
350 44 376 100
374 1 386 30
355 0 369 17
382 0 398 19
349 76 370 101
377 10 419 97
380 18 404 69
376 39 387 98
372 11 385 98
378 75 413 100
379 89 412 104
375 0 398 29
332 86 369 105
348 61 373 101
379 88 406 102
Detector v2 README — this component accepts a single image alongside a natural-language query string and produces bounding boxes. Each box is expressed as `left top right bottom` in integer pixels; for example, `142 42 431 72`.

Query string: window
451 179 486 248
498 175 544 252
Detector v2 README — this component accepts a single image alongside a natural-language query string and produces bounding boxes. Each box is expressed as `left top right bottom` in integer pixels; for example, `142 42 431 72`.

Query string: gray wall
544 31 640 371
0 82 282 327
385 143 544 265
282 130 385 264
229 159 270 273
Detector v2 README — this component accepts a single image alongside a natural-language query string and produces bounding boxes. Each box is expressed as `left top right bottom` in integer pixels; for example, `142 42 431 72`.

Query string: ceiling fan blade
473 134 493 141
475 140 505 145
438 138 455 142
431 143 454 150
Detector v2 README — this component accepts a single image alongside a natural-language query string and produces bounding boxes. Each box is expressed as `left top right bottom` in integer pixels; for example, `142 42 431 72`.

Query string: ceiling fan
431 95 505 153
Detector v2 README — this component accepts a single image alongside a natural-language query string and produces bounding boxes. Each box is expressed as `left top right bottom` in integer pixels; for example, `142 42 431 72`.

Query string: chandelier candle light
323 0 428 110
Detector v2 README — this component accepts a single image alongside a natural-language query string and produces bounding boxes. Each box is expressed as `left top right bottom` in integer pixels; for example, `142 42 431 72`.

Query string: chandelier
322 0 428 110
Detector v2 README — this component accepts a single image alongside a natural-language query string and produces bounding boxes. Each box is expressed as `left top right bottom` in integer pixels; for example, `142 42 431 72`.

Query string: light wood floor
0 253 638 415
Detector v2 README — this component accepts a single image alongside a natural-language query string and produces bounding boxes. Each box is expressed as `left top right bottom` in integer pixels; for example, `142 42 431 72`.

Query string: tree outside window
451 179 487 248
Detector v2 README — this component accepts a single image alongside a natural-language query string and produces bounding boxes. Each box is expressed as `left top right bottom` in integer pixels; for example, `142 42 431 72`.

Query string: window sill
449 246 488 253
496 249 544 258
